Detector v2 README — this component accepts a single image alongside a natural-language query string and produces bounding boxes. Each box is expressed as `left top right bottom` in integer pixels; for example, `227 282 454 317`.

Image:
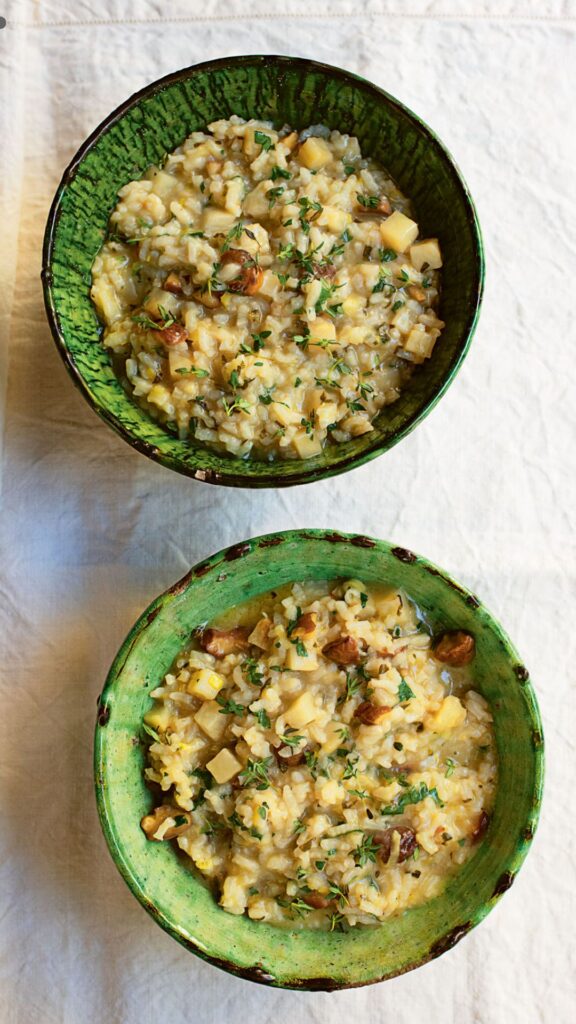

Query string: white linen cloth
1 2 575 1021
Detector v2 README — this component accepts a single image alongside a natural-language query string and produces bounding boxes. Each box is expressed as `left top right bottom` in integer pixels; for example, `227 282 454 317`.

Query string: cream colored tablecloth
1 2 575 1021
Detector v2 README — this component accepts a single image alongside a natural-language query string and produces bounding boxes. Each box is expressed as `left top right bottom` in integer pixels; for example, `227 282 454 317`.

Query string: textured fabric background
1 2 575 1021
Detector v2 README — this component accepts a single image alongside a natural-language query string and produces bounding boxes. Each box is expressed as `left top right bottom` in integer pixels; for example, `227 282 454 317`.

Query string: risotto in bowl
43 55 483 486
95 531 543 988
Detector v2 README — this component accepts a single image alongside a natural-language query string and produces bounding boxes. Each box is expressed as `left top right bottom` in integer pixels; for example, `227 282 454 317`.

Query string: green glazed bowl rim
94 529 543 988
42 54 485 489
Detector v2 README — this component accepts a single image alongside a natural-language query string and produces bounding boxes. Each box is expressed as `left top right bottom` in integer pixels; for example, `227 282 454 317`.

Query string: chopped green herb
379 247 397 262
304 750 319 778
328 883 349 907
216 694 246 716
393 741 403 751
174 367 210 377
293 818 307 835
221 221 245 252
315 860 326 871
254 130 273 151
392 300 404 313
445 758 456 778
280 733 305 748
239 757 273 790
353 833 381 866
381 782 444 816
255 708 271 729
222 396 252 416
298 196 323 234
187 230 206 238
356 193 379 209
344 164 355 176
360 592 368 608
267 185 286 207
258 386 276 406
397 679 415 703
243 656 264 686
142 723 160 743
270 165 291 181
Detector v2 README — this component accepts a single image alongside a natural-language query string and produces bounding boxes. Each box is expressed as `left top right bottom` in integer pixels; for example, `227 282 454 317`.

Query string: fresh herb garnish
381 782 444 816
216 694 246 716
353 833 381 866
222 396 252 416
356 193 379 209
255 708 271 729
270 165 291 181
280 733 305 748
298 196 323 234
142 722 160 742
397 679 415 703
267 185 286 208
254 130 273 152
239 757 273 790
243 656 264 686
221 221 245 252
174 367 210 377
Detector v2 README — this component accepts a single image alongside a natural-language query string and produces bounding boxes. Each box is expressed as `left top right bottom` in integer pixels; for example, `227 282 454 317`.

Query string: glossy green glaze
43 55 484 488
94 531 543 989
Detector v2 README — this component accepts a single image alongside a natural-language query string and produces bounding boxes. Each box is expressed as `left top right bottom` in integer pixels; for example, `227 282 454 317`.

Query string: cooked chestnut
373 826 417 863
199 626 250 657
322 635 360 666
433 631 475 667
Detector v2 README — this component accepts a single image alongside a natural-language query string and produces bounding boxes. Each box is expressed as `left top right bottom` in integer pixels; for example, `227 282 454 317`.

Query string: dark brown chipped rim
94 529 544 989
42 54 484 489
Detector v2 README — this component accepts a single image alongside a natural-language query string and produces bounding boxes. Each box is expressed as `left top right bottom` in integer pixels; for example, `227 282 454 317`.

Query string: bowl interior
45 55 483 487
95 531 543 989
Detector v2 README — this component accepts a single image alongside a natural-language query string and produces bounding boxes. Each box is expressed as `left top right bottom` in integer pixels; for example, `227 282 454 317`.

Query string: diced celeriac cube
320 719 344 755
341 293 367 317
194 699 228 740
248 618 270 650
410 238 442 271
337 325 371 346
285 691 318 728
144 704 172 733
292 432 322 459
148 169 178 201
429 695 466 732
286 645 319 672
317 205 352 233
90 278 122 323
201 207 237 233
270 402 301 427
379 211 419 253
298 136 332 170
187 668 225 701
143 287 181 319
403 326 437 362
391 306 413 333
206 748 243 784
308 316 336 342
168 351 193 379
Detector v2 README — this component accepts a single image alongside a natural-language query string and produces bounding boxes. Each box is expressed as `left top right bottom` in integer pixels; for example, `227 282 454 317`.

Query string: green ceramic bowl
43 55 484 488
95 530 543 989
